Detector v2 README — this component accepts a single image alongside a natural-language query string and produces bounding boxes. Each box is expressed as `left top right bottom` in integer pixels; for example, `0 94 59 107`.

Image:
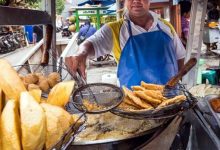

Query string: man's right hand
65 55 87 79
65 40 95 79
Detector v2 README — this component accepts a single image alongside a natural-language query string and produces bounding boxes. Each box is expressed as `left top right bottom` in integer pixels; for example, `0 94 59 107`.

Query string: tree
56 0 65 15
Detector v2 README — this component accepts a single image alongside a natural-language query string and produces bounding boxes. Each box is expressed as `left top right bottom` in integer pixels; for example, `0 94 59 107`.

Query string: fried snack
41 103 73 150
47 77 59 88
83 99 104 111
134 91 162 106
210 98 220 113
118 102 139 110
23 82 29 89
143 90 167 101
20 92 46 150
48 72 60 82
123 96 142 109
35 73 45 82
141 81 164 91
35 73 43 78
131 86 146 91
156 95 186 109
24 73 39 84
1 100 22 150
29 89 42 103
38 79 50 93
47 81 75 107
123 87 153 109
19 75 24 81
28 84 40 91
38 76 47 83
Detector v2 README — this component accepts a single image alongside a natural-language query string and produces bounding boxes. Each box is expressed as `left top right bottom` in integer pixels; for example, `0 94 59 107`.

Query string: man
77 20 97 45
179 1 191 47
65 0 185 88
33 25 43 44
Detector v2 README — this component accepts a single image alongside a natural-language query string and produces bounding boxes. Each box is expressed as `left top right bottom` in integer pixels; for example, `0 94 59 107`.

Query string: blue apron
117 20 178 88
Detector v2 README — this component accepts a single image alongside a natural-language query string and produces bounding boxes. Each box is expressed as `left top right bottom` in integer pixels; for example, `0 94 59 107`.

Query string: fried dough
134 91 162 106
143 90 167 101
123 87 153 109
118 102 139 110
131 86 146 91
141 81 164 91
156 95 186 109
123 96 142 109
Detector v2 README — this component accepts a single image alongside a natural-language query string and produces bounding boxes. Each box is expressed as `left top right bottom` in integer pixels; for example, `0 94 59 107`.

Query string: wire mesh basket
14 63 71 81
111 84 198 120
71 83 124 114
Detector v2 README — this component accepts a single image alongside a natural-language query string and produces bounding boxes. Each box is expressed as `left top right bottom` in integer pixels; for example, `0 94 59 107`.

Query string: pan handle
166 58 197 88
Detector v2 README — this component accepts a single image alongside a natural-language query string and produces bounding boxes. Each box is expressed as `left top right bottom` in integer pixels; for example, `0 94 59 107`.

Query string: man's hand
65 40 95 79
65 55 87 79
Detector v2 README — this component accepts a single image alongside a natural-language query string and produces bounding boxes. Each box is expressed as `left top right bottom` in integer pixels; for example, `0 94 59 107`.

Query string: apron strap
127 20 133 36
156 23 162 31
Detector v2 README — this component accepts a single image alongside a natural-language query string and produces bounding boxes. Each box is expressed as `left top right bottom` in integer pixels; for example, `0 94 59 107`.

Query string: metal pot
68 123 168 150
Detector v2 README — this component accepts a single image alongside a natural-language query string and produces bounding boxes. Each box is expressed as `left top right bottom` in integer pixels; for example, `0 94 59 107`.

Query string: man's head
179 1 191 19
85 20 91 26
124 0 150 18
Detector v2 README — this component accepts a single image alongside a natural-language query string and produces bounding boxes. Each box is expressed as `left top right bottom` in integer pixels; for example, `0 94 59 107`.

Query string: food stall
69 6 116 32
0 0 220 150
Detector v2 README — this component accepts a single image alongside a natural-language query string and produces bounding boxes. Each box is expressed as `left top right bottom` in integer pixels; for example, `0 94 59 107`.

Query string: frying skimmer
163 57 197 98
71 69 124 114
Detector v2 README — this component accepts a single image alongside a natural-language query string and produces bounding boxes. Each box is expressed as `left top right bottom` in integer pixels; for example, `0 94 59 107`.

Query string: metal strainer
71 83 124 113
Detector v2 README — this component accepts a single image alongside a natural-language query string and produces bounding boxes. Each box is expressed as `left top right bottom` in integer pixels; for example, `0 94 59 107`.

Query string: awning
77 0 115 6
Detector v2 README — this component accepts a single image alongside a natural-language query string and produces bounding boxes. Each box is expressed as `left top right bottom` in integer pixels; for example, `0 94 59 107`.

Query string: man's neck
129 12 154 30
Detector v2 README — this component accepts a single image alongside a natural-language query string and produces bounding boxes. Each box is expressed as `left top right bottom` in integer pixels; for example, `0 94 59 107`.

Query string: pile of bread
119 82 186 111
0 59 79 150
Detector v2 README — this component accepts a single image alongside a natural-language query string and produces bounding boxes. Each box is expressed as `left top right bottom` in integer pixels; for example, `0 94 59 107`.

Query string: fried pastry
123 96 142 109
143 90 167 101
141 81 164 91
156 95 186 109
131 86 146 91
134 91 162 106
123 87 153 109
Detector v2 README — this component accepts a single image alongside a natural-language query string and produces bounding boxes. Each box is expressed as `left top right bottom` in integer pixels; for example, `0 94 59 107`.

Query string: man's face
125 0 150 17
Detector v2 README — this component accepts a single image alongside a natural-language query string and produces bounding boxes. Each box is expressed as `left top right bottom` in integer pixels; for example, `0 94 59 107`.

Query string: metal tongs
71 69 98 103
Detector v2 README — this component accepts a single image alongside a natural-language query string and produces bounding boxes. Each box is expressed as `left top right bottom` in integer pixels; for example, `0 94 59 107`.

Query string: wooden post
170 4 181 37
116 0 121 21
42 0 57 67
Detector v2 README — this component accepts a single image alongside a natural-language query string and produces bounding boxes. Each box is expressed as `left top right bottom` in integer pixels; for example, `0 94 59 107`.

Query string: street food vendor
65 0 186 88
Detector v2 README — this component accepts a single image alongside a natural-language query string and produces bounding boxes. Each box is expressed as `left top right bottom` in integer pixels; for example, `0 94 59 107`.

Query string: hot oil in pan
210 98 220 113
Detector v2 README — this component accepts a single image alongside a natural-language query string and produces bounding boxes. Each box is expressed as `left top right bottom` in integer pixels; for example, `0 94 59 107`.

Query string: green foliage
56 0 65 15
0 0 6 5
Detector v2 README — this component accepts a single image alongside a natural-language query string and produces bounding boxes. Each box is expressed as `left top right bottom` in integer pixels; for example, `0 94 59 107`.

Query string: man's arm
65 24 113 78
77 40 95 58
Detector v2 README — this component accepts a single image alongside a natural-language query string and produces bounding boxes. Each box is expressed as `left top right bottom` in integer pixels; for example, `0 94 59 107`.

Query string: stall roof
77 0 115 6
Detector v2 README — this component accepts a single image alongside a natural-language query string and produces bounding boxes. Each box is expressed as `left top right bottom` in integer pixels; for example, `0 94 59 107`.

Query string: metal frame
183 0 208 88
0 0 57 66
72 6 115 31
